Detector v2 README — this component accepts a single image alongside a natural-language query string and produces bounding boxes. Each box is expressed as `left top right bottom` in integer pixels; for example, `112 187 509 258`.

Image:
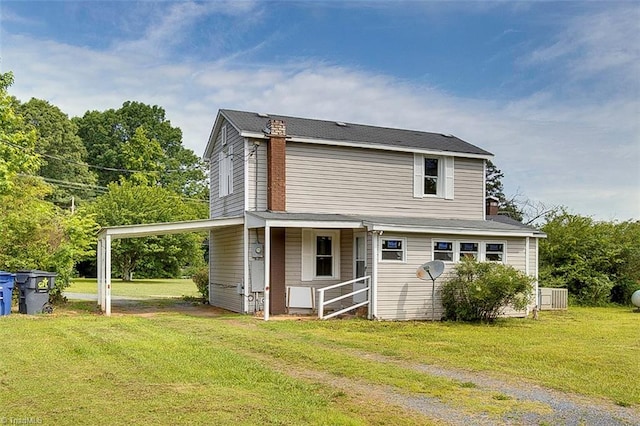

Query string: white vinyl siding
210 120 245 217
247 141 267 211
287 143 483 219
376 234 534 321
209 225 244 312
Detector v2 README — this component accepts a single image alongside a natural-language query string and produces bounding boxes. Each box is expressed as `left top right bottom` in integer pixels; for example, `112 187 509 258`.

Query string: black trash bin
15 270 56 315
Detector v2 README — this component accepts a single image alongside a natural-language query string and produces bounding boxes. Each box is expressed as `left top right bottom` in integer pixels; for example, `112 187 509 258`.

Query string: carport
96 217 243 316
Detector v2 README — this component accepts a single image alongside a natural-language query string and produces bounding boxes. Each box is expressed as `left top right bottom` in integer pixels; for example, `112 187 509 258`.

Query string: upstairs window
424 158 439 195
218 126 233 197
413 154 454 199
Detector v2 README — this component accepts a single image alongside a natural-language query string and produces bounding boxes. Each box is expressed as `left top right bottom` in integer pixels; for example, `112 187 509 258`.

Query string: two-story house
202 109 545 320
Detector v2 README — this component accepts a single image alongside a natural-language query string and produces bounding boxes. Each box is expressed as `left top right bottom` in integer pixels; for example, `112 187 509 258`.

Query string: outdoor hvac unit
538 288 568 310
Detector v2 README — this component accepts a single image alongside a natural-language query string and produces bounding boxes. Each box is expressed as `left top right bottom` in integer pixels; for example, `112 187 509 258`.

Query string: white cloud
2 4 638 221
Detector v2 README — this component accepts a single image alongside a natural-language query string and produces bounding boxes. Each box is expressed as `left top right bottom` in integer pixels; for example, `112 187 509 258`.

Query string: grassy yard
0 303 637 425
67 277 200 298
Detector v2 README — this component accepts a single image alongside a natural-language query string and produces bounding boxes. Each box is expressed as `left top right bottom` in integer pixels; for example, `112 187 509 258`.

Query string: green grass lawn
0 303 637 424
67 277 200 298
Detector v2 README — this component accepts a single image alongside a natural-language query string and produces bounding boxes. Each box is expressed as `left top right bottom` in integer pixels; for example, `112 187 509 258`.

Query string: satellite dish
416 260 445 281
416 260 445 321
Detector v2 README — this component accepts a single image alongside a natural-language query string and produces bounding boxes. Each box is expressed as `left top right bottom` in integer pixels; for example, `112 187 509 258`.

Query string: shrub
441 258 534 322
191 267 209 302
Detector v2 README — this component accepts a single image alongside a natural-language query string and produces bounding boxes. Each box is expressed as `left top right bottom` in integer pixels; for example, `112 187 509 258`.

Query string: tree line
1 71 209 298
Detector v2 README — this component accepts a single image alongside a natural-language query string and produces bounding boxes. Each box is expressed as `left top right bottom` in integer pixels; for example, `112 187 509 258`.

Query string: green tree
0 72 40 193
539 211 639 305
74 101 208 198
16 98 98 205
0 73 97 299
87 180 207 280
485 160 523 222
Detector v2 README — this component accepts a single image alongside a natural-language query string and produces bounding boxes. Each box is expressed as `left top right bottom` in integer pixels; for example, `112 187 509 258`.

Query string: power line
0 138 207 175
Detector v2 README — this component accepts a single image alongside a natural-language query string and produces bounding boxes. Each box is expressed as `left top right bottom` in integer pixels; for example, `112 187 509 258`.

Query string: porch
245 211 377 320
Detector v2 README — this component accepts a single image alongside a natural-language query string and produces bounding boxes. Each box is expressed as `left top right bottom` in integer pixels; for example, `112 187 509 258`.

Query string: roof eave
240 133 493 159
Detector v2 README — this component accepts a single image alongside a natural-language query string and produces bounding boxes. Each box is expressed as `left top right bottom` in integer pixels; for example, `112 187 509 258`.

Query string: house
201 109 545 320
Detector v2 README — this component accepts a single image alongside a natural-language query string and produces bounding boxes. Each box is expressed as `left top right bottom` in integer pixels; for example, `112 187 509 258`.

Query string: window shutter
228 145 233 195
413 153 423 198
301 229 314 281
444 157 454 200
218 151 225 197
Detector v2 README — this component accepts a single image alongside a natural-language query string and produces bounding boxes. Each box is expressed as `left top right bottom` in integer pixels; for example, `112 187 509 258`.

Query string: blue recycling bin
0 271 15 316
15 270 56 315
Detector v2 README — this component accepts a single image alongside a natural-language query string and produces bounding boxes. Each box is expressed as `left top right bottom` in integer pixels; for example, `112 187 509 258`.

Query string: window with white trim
459 242 479 260
413 154 454 199
433 241 454 261
431 239 507 263
485 243 505 262
302 229 341 280
218 125 233 197
380 237 406 262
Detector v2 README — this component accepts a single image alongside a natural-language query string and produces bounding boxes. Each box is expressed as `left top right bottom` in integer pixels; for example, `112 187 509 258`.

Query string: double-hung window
413 154 454 199
218 125 233 197
302 229 341 280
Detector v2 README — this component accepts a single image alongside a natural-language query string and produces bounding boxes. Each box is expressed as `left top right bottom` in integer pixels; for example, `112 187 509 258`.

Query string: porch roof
246 211 545 238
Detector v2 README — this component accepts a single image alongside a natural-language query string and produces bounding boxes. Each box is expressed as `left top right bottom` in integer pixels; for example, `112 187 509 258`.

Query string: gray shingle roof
221 109 492 156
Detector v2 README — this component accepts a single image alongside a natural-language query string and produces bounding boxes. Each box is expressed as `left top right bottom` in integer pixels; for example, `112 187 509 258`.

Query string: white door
353 233 367 303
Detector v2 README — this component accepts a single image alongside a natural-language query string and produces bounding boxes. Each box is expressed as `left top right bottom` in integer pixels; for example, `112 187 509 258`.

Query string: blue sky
1 1 639 220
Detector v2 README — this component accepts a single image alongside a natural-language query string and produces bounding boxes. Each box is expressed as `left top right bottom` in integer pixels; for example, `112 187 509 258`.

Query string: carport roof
97 217 243 239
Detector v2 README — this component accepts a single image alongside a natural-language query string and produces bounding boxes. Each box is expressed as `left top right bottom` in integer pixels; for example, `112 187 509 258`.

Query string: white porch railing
317 276 370 320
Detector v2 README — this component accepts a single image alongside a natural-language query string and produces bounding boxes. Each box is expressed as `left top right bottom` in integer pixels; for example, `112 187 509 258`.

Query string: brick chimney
486 196 499 216
266 119 286 211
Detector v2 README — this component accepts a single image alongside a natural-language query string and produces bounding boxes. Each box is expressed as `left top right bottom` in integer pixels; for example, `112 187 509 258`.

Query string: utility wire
0 138 206 175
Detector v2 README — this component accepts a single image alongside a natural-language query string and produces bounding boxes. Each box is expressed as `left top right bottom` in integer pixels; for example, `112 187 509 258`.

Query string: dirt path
260 349 639 425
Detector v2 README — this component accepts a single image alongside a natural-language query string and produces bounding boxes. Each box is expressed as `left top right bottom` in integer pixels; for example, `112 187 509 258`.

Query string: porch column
370 231 379 319
264 224 271 321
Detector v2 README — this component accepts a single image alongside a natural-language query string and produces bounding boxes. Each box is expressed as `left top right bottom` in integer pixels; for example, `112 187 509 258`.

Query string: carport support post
97 238 103 309
264 224 270 321
105 234 112 316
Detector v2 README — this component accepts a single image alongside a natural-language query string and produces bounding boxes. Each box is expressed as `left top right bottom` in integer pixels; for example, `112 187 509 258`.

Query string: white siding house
201 109 545 320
